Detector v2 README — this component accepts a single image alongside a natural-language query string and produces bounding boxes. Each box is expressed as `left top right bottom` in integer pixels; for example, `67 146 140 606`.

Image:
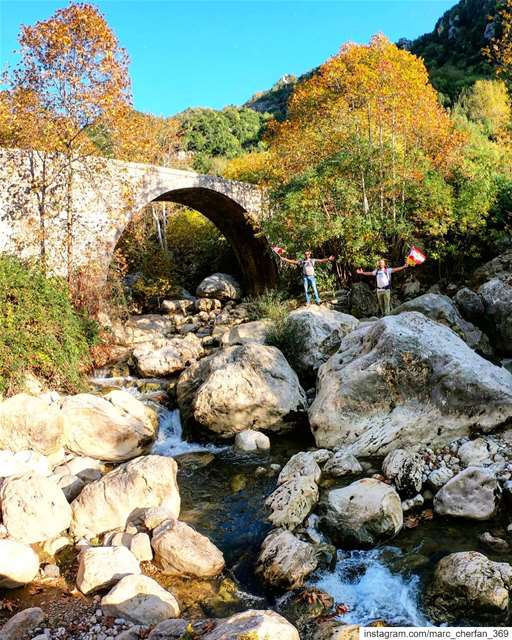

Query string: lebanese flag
272 246 285 255
407 245 427 265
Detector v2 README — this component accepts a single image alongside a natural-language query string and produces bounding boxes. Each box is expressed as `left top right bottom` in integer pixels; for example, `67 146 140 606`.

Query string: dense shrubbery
0 256 93 395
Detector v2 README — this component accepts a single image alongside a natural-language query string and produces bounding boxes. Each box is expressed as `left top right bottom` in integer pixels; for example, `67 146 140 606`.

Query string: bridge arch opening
111 185 278 299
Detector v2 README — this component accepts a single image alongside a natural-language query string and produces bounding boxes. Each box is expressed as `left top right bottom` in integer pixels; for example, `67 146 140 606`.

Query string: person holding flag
275 248 335 305
357 247 425 316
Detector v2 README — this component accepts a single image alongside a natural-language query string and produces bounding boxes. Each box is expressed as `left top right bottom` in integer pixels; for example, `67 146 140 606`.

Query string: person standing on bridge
277 250 335 305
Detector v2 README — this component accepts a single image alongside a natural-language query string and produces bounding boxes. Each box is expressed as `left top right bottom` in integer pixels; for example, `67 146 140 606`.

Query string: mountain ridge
244 0 499 118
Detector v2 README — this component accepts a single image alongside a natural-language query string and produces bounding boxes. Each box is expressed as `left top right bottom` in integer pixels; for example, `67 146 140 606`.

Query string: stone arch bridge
0 149 277 294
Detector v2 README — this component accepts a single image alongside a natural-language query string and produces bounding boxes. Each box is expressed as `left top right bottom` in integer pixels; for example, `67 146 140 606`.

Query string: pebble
43 563 60 578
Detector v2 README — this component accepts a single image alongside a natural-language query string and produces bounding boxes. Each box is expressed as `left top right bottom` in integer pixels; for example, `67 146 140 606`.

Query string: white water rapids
312 548 431 626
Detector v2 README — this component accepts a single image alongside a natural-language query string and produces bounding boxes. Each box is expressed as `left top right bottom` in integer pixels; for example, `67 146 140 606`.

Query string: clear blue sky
1 1 456 116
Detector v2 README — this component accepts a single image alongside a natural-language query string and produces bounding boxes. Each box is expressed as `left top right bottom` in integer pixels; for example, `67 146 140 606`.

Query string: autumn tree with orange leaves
1 3 131 275
264 35 475 275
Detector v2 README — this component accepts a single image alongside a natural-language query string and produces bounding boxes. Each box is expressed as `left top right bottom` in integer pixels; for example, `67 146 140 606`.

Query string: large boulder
0 539 39 588
133 334 204 377
203 610 300 640
76 546 140 595
116 314 175 347
425 552 512 623
453 287 485 324
196 273 241 301
256 529 318 589
221 320 273 347
101 574 180 625
391 293 490 354
309 312 512 455
434 467 499 520
285 306 359 375
151 519 225 578
479 278 512 356
0 474 71 544
0 608 44 640
0 394 64 455
322 478 403 547
177 344 307 439
473 250 512 286
70 455 180 539
60 391 158 462
265 476 319 530
350 282 379 318
0 450 51 478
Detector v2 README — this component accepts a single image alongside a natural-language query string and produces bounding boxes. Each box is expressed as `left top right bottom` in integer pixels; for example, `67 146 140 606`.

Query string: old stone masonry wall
0 147 263 278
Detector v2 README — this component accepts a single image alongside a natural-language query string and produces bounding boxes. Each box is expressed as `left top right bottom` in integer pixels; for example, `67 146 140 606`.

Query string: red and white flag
407 245 427 266
272 246 285 255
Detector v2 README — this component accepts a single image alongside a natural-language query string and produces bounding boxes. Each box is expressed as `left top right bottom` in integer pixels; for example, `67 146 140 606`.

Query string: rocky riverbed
2 262 512 639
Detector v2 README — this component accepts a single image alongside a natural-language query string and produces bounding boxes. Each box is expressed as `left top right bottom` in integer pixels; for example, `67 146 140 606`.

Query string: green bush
265 316 307 376
245 289 291 322
0 255 91 395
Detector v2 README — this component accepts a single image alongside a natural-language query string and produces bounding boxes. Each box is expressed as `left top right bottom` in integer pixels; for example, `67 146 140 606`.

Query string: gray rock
161 299 195 315
322 478 403 546
234 430 271 452
0 449 51 478
285 306 359 374
256 529 318 588
202 610 299 640
309 313 512 455
458 438 496 467
266 476 319 530
151 519 225 578
196 273 241 301
221 320 273 347
392 293 491 355
278 452 321 484
427 467 454 490
473 250 512 286
76 546 140 595
133 334 204 378
350 281 379 318
56 473 85 502
434 467 499 520
148 619 189 640
0 473 71 544
0 539 39 588
0 607 44 640
177 344 307 439
454 287 485 324
323 452 362 477
426 552 512 623
101 574 180 625
479 278 512 356
60 391 158 462
70 455 180 540
0 394 64 455
382 449 424 498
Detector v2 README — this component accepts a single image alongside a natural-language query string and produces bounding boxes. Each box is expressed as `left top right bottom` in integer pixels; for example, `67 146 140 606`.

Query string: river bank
1 260 512 639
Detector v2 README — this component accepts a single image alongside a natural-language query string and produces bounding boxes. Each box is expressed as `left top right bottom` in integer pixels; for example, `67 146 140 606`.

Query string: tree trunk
66 160 74 285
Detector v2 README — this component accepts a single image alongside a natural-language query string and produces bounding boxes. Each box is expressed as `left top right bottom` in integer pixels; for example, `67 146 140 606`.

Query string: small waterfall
152 407 225 457
312 547 430 627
